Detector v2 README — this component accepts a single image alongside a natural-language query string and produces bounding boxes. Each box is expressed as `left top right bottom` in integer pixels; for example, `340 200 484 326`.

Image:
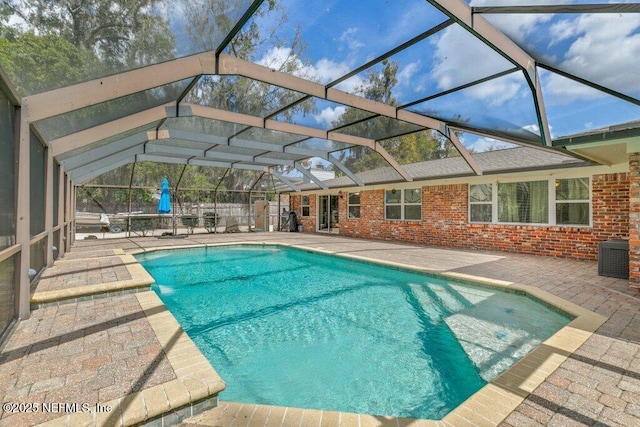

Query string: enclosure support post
277 193 281 232
45 144 54 266
126 163 135 237
57 164 65 258
247 190 251 232
15 105 30 319
175 164 188 232
212 169 229 234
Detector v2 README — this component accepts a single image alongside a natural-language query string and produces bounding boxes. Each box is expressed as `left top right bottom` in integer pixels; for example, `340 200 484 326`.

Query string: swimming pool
136 244 571 420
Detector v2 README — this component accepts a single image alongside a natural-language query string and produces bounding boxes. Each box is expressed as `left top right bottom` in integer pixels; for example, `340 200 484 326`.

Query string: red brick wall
330 172 629 261
629 154 640 284
289 194 316 232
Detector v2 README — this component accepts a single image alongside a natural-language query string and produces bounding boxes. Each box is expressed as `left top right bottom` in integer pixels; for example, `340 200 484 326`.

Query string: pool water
137 245 570 419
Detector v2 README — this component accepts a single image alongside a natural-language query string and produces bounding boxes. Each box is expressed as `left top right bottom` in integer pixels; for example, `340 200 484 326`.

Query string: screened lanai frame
1 0 640 329
14 1 639 188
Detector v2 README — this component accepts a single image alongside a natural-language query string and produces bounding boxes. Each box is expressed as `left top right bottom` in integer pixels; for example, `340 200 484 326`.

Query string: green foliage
333 60 465 174
76 185 154 213
183 0 316 126
0 0 175 95
203 211 219 233
180 215 199 234
17 0 174 68
0 32 93 94
129 216 153 236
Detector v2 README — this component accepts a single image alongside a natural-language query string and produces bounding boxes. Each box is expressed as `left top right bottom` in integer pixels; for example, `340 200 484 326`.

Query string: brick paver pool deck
1 232 639 426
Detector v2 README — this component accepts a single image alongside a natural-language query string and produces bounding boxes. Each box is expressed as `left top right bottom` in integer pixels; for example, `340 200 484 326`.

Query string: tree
0 31 93 94
12 0 174 68
1 0 175 94
333 59 463 174
184 0 314 120
177 0 318 186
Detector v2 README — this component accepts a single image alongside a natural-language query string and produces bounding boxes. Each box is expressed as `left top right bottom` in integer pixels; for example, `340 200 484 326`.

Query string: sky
6 0 640 157
246 0 640 153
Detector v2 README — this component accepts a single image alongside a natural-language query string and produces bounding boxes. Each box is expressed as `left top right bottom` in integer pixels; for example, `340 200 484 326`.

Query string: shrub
130 217 154 236
181 215 199 234
203 211 219 233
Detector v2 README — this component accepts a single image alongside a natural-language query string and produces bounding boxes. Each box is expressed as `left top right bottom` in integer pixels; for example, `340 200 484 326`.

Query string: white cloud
314 106 347 129
257 47 362 92
472 0 566 45
313 58 352 85
338 27 365 52
543 13 640 102
398 61 420 84
431 27 510 90
469 79 523 107
333 75 364 94
465 136 515 153
544 73 603 104
555 14 640 95
430 26 524 106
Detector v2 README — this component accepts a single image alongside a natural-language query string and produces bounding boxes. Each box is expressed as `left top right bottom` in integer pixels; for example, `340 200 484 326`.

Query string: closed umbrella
158 178 171 214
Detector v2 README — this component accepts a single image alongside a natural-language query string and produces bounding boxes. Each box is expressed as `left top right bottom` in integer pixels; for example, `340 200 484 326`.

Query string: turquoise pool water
136 245 570 419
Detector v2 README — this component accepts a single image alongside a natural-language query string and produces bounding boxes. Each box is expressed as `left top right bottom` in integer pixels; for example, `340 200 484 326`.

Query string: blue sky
243 0 640 152
9 0 638 154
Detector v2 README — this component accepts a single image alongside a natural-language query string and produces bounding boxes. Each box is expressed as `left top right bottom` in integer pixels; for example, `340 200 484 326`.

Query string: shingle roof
295 147 587 191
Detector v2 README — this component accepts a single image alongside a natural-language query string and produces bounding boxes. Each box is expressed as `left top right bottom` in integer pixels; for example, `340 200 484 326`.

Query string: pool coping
127 241 608 426
31 249 155 308
27 247 227 427
35 290 226 427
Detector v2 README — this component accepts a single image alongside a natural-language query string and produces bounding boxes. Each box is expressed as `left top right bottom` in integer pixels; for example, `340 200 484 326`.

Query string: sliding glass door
318 195 339 232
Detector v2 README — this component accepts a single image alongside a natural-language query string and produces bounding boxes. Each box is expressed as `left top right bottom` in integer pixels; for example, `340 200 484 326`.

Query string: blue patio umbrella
158 178 171 214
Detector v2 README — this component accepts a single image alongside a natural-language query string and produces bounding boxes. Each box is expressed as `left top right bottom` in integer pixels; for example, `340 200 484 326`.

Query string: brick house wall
289 194 316 232
629 154 640 284
290 172 629 261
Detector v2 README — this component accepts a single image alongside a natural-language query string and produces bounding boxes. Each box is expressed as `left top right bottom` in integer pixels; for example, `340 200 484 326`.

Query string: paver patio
1 232 639 426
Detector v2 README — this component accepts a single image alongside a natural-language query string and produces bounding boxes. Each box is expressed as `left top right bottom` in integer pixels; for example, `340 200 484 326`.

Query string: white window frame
468 177 591 227
552 177 591 226
468 183 493 223
385 188 422 221
301 195 310 217
347 192 361 219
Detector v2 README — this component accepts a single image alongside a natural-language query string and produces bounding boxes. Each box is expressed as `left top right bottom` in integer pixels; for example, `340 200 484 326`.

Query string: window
469 177 590 226
555 178 589 225
385 188 421 220
301 195 310 217
469 184 492 223
348 192 360 219
498 181 548 224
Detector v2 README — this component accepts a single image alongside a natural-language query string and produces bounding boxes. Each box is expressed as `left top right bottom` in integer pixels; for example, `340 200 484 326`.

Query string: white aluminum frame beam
216 56 480 176
270 169 301 192
294 161 328 190
15 107 30 319
328 157 365 187
445 128 482 175
426 0 536 80
146 140 300 169
61 131 149 170
74 157 135 185
473 4 640 14
68 145 145 179
151 126 366 186
188 158 270 172
533 68 553 147
50 104 170 156
24 53 216 122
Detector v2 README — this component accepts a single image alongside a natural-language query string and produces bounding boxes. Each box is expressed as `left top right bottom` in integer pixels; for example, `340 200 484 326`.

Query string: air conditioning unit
598 239 629 279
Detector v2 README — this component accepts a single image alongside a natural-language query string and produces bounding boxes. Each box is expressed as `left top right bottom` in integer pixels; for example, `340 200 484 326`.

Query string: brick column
629 153 640 286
